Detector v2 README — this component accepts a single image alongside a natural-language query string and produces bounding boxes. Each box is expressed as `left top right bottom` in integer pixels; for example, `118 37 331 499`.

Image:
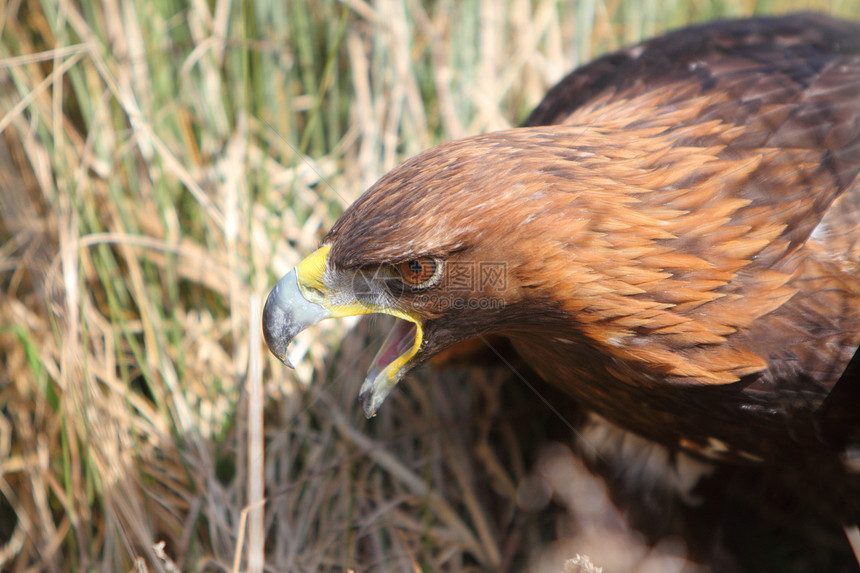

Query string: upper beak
262 267 331 368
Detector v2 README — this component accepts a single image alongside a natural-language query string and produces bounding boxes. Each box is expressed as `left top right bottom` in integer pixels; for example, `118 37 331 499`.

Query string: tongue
372 319 417 372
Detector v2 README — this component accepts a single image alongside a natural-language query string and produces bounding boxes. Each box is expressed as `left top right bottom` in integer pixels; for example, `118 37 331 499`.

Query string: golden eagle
263 13 860 564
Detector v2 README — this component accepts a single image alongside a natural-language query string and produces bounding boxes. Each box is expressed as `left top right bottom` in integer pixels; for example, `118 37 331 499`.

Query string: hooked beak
262 245 424 417
261 267 330 369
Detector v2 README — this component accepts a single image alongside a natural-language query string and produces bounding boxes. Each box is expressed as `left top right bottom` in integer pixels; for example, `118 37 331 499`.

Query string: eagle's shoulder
524 13 860 128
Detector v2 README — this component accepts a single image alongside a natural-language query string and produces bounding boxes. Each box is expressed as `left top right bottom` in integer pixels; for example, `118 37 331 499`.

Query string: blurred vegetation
1 0 857 571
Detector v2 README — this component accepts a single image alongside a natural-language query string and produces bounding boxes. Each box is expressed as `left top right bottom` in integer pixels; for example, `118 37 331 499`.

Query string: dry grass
1 0 858 571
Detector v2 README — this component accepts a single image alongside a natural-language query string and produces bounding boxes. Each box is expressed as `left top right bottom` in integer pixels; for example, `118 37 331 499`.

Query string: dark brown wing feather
524 13 860 129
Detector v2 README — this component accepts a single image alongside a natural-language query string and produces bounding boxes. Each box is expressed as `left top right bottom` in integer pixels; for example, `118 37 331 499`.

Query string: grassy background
1 0 858 571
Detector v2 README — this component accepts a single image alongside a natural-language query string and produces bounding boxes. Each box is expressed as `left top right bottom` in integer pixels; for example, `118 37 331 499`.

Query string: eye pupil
397 257 439 287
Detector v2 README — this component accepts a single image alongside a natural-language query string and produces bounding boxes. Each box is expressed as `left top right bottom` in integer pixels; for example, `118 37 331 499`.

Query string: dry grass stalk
1 0 858 571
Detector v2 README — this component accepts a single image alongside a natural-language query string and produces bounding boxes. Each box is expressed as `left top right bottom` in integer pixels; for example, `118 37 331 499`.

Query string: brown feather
325 13 860 466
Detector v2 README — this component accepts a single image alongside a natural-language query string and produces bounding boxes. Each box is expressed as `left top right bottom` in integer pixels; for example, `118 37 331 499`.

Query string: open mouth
262 246 428 418
359 318 421 417
370 319 418 377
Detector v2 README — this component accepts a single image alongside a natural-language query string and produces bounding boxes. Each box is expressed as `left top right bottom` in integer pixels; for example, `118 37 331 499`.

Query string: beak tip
359 390 380 418
359 374 392 418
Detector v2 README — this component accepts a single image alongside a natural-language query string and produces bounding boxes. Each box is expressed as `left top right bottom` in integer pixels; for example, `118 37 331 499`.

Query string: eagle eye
395 256 440 288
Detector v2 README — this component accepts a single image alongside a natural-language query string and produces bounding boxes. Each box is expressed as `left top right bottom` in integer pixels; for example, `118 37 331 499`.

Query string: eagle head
262 129 575 417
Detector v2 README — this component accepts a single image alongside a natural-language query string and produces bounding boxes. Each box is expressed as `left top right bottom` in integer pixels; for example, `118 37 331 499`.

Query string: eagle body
322 13 860 465
263 12 860 564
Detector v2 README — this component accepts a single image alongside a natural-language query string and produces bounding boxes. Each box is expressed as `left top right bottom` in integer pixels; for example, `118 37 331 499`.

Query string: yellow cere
295 245 331 292
294 244 425 375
